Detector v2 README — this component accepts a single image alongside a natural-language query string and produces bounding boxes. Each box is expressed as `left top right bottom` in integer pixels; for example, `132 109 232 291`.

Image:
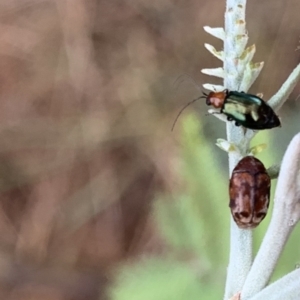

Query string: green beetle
204 90 281 130
172 89 281 131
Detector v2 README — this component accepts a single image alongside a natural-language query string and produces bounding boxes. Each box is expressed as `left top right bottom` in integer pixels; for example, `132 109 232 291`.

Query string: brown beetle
229 156 271 229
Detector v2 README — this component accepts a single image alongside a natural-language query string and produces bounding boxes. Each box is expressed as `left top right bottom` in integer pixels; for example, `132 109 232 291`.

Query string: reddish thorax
206 91 227 108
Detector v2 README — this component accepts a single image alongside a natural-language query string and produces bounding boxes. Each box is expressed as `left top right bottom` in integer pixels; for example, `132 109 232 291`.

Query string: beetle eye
234 212 250 219
234 212 240 219
240 212 250 218
256 212 266 219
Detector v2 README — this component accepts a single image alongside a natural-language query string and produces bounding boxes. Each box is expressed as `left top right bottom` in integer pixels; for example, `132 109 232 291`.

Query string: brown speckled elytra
229 156 271 229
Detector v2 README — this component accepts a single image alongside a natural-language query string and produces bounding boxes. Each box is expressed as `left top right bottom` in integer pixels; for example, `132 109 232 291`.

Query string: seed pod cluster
229 156 271 229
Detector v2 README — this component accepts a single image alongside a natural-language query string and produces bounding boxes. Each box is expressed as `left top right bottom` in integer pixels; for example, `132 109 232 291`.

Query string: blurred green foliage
111 114 228 299
110 257 221 300
110 112 300 299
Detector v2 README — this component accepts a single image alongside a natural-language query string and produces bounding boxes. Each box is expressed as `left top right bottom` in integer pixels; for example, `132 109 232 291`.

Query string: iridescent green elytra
206 90 281 130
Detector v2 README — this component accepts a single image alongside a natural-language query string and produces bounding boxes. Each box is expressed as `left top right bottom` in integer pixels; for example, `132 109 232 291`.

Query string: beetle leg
250 110 259 121
209 111 222 115
227 116 233 121
235 121 242 126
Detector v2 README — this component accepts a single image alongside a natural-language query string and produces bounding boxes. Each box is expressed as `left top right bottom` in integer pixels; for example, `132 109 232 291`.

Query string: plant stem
223 0 253 298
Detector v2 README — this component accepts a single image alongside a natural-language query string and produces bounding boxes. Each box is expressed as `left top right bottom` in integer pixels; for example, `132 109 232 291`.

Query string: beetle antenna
173 73 202 91
171 95 205 131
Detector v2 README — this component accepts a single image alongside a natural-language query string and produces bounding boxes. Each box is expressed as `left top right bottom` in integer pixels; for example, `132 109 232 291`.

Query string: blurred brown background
0 0 299 299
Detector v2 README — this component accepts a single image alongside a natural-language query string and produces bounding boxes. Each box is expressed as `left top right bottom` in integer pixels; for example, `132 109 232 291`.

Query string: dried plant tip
202 84 225 91
240 44 256 64
235 34 248 53
216 139 239 153
204 43 224 61
203 26 225 40
239 62 264 92
248 143 267 156
201 67 225 78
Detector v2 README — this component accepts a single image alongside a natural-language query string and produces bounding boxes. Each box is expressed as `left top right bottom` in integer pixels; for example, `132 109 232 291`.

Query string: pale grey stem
269 63 300 111
224 124 252 300
223 0 253 298
241 133 300 299
247 268 300 300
